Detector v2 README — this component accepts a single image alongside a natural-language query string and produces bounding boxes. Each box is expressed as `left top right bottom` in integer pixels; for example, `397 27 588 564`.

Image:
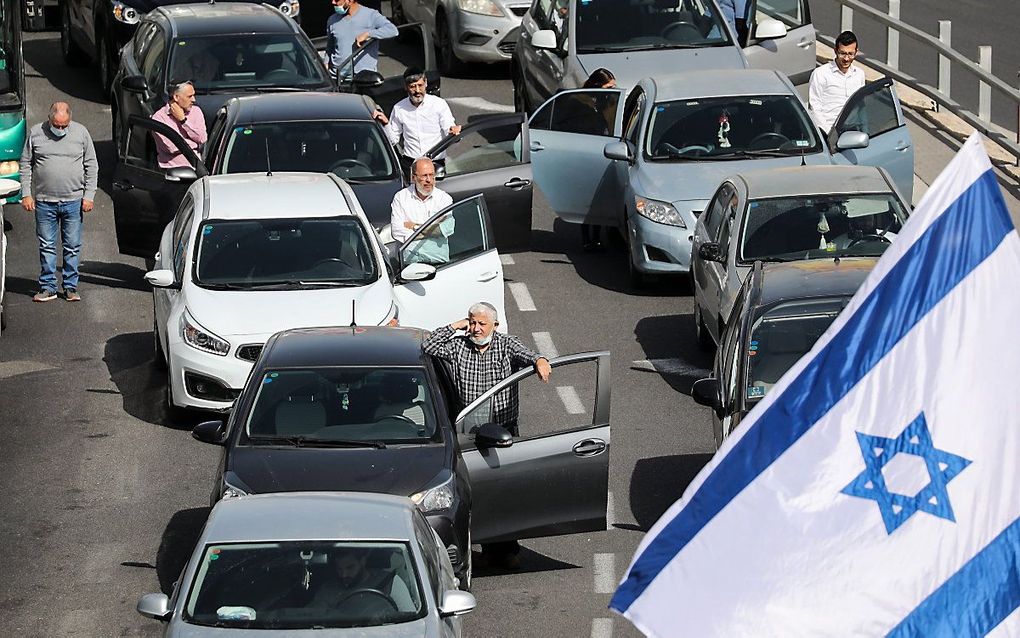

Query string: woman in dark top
580 68 615 251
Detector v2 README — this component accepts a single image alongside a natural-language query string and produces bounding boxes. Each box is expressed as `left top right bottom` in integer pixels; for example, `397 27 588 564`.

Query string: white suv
145 172 506 413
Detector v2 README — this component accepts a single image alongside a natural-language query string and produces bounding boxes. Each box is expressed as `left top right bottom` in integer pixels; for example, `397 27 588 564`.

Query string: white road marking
447 96 515 113
607 490 616 525
532 331 558 359
631 358 710 377
0 360 56 380
556 385 586 414
508 282 536 311
594 553 617 594
591 618 614 638
499 254 515 265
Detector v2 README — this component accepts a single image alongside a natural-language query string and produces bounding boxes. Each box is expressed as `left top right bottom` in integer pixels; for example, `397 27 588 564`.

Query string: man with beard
389 157 455 263
421 302 552 569
375 67 461 178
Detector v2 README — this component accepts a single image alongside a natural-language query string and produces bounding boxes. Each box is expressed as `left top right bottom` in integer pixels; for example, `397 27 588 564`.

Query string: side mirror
399 262 437 282
697 242 723 263
136 592 171 621
434 163 447 180
165 166 198 183
438 589 477 618
691 378 723 414
192 420 227 445
531 29 557 50
836 130 870 151
144 269 178 289
474 422 512 448
121 75 149 94
353 69 385 89
754 18 788 40
603 141 634 163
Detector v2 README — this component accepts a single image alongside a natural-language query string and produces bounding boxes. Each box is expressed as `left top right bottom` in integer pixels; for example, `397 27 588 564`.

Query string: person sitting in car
310 549 414 612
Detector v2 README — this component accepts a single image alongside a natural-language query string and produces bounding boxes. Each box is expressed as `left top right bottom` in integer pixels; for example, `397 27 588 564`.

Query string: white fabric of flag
611 132 1020 637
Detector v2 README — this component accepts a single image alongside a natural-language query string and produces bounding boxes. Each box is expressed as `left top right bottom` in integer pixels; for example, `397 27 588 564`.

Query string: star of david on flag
611 133 1020 637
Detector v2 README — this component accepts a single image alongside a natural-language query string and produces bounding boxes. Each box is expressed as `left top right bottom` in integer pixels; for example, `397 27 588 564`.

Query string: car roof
755 257 878 309
736 166 894 199
650 69 792 100
156 3 296 37
264 327 430 368
202 492 418 543
201 173 354 220
229 92 376 123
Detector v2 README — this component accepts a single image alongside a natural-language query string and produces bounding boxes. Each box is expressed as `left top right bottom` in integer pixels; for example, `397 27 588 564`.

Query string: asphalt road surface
1 24 1018 638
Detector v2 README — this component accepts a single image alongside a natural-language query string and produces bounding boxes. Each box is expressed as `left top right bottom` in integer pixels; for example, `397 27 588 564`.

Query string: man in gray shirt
20 102 97 302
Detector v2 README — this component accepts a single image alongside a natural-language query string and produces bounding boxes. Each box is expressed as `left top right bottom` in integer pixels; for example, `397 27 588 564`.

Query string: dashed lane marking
532 331 558 359
500 254 515 265
556 385 586 414
594 553 617 594
607 490 616 526
508 282 536 311
591 618 614 638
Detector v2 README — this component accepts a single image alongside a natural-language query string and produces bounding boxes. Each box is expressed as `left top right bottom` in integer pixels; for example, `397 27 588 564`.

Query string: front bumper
426 503 470 576
167 339 260 411
450 9 523 63
628 212 696 275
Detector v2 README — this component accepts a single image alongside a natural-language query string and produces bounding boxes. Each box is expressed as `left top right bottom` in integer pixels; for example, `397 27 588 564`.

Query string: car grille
509 6 528 17
447 544 460 566
236 344 264 362
498 27 520 54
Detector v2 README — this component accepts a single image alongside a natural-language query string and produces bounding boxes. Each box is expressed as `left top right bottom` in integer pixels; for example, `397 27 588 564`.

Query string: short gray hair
49 102 71 119
171 80 194 96
468 302 499 323
411 157 434 176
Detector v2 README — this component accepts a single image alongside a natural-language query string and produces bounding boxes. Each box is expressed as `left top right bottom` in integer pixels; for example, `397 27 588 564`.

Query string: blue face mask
333 4 347 15
50 124 68 138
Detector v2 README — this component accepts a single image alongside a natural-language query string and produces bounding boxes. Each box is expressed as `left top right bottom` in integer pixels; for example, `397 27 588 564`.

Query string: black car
62 0 303 94
190 326 613 590
692 257 877 449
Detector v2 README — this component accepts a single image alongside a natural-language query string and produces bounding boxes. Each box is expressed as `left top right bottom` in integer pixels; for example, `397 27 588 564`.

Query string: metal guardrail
820 0 1020 166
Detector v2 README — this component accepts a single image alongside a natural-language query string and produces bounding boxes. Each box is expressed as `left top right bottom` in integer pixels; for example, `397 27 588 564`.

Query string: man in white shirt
390 157 455 263
808 31 866 133
374 68 461 178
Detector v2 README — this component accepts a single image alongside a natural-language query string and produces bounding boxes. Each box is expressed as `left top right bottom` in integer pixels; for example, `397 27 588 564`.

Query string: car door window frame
749 0 811 31
123 114 208 174
426 113 528 177
703 183 733 242
829 78 903 149
205 109 229 168
398 194 494 272
529 88 624 138
171 196 196 282
622 88 646 147
139 24 169 95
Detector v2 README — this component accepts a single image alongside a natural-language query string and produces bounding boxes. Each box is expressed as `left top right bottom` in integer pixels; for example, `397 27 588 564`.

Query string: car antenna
264 139 272 177
800 145 807 167
350 299 357 327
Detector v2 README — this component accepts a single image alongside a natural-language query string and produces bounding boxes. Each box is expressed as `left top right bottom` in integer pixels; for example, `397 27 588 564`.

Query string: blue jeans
35 199 82 292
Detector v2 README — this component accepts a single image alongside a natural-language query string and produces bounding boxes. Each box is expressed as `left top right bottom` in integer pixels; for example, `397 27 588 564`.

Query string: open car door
392 194 506 332
455 352 611 544
829 77 915 202
336 22 439 115
528 88 625 227
112 114 207 258
743 0 816 85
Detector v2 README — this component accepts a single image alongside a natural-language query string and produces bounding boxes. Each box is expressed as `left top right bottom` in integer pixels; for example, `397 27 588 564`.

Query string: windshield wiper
248 435 386 449
199 282 250 290
245 280 363 290
254 86 311 93
721 149 799 158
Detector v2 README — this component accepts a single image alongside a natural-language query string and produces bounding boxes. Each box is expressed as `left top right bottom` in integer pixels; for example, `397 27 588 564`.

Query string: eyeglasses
835 51 857 58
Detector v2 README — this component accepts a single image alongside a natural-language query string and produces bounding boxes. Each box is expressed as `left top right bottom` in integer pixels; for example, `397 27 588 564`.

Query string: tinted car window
169 34 328 91
756 0 809 28
531 91 619 137
575 0 731 53
140 29 167 90
838 85 900 138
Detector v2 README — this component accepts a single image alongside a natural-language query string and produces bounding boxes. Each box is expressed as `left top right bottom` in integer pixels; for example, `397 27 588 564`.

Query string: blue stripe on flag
612 169 1013 613
888 517 1020 637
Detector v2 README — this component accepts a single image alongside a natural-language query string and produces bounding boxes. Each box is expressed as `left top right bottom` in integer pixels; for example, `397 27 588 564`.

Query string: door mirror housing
836 130 870 151
353 69 385 89
434 163 447 180
164 166 198 183
192 420 227 445
604 141 633 163
399 262 437 282
691 378 722 414
121 75 149 94
136 592 171 620
531 29 558 50
754 18 788 40
698 242 723 263
144 269 178 289
438 590 477 618
474 422 513 448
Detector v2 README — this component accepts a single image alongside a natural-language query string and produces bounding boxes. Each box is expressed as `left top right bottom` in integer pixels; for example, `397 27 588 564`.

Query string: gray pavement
2 26 1018 638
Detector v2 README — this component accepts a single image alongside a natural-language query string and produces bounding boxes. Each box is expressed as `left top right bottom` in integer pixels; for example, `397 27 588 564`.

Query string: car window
703 184 732 241
532 0 555 29
205 111 228 166
140 27 167 92
169 34 328 92
245 367 439 443
171 195 195 280
412 512 444 601
133 21 159 60
531 90 619 137
575 0 731 53
755 0 809 29
401 197 490 268
646 95 821 160
622 88 645 145
221 120 396 180
718 295 745 410
740 193 906 262
440 121 522 177
183 541 425 629
837 85 901 139
194 217 378 289
716 189 739 258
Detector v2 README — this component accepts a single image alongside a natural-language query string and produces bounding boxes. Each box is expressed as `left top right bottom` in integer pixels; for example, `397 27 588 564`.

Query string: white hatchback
145 172 506 413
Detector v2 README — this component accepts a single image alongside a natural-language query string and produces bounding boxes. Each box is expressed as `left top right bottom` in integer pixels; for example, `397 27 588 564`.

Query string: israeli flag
611 132 1020 636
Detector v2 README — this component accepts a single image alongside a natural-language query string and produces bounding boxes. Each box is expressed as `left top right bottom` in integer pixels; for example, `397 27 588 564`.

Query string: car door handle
895 143 911 152
503 178 531 190
112 179 134 191
530 142 545 152
572 438 607 457
796 39 813 49
477 270 499 282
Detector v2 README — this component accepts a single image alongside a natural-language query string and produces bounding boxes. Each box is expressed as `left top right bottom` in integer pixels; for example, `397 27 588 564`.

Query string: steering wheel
337 588 399 612
308 257 359 275
675 144 712 155
329 158 373 176
261 69 294 82
660 21 702 42
847 233 892 248
747 132 791 151
373 413 417 426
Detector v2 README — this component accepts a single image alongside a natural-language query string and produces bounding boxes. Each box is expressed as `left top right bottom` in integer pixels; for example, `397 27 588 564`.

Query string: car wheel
436 14 464 76
60 5 88 66
96 31 114 97
694 302 714 352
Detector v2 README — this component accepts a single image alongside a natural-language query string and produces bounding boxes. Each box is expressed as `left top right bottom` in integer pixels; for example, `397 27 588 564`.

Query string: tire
436 14 464 76
61 5 89 66
96 30 114 98
694 302 714 352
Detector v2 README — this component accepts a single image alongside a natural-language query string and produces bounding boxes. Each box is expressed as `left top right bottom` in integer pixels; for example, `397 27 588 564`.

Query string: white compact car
145 172 506 413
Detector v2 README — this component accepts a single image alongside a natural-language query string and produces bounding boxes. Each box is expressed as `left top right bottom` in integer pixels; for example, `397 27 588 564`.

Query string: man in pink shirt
151 81 207 168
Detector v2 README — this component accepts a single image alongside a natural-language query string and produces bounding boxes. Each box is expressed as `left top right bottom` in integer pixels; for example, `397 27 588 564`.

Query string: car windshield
646 96 821 160
575 0 731 52
222 121 397 181
245 368 438 444
183 541 425 629
169 34 328 92
745 298 846 402
741 194 907 262
194 218 377 289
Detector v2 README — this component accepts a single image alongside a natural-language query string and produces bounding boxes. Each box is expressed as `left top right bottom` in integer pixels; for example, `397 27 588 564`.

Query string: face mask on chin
334 4 347 14
469 333 492 347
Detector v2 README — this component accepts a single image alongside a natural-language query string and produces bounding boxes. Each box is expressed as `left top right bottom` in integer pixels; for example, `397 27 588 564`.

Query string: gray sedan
690 165 910 348
137 492 475 636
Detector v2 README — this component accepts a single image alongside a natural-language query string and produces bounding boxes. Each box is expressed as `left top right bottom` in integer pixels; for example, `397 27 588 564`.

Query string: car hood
576 46 746 89
350 179 404 230
229 444 447 496
126 0 280 14
184 277 393 338
167 616 432 637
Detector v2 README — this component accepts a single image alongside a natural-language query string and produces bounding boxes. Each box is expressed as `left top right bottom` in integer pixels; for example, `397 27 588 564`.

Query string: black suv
62 0 303 94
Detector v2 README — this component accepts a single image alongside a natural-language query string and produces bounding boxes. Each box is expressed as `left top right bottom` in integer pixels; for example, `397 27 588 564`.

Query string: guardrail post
840 5 852 33
887 0 900 70
978 46 992 122
938 21 951 99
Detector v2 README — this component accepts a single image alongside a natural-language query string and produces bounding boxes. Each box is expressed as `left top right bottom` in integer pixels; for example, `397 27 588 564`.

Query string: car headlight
635 195 686 228
277 0 300 17
379 302 399 327
222 471 251 500
411 474 455 513
111 1 141 25
0 160 18 176
180 310 230 356
457 0 503 17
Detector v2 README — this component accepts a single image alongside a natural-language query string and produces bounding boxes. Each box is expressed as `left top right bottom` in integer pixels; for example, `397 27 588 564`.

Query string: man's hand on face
169 101 186 122
450 318 470 331
535 357 552 382
21 195 34 212
82 199 94 213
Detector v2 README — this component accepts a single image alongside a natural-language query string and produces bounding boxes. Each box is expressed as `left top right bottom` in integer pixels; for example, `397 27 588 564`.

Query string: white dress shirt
808 61 866 132
390 184 455 263
385 94 456 159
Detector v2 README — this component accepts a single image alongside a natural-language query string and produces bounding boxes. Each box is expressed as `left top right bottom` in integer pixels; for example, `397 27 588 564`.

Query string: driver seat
275 395 327 436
